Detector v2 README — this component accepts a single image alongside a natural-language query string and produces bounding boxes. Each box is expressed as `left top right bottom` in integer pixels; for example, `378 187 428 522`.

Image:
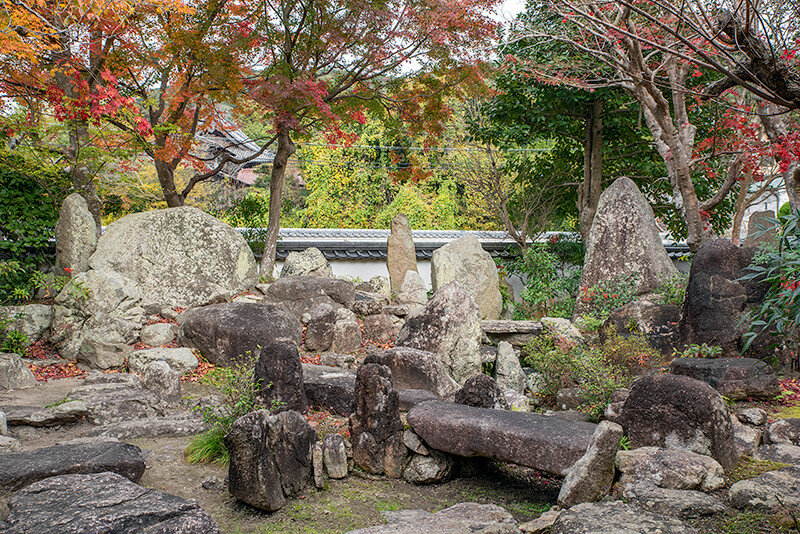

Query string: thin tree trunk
578 98 603 241
730 172 753 246
758 102 800 211
259 129 296 276
155 158 185 207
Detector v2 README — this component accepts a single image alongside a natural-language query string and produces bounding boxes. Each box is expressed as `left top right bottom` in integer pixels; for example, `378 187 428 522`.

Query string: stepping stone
346 502 521 534
88 413 204 440
622 484 725 519
406 400 596 476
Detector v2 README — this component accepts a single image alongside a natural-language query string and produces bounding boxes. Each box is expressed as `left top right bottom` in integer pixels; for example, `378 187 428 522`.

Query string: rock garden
1 179 800 534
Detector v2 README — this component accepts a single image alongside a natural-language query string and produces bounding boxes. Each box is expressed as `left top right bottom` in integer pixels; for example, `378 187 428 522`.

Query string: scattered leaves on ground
304 408 350 438
28 361 87 381
182 356 215 383
301 353 322 365
24 340 61 360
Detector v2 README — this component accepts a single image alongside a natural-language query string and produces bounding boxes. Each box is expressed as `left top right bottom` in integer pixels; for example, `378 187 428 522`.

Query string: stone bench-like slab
406 400 596 476
669 357 780 400
481 320 542 347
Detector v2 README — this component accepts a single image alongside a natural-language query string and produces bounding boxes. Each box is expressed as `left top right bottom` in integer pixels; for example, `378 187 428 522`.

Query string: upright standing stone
349 364 406 478
55 193 98 277
574 177 678 318
744 210 777 248
322 433 348 479
431 234 502 320
558 421 623 507
494 341 526 394
387 213 418 293
254 338 307 413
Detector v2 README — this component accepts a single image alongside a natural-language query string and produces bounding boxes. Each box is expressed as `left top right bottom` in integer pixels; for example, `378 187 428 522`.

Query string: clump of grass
727 456 788 485
185 426 229 465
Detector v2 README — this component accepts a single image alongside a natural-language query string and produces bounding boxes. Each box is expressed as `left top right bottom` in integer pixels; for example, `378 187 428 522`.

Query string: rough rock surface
350 364 406 478
729 465 800 510
574 177 679 317
331 308 362 353
395 282 482 385
551 500 697 534
0 304 53 345
733 417 762 457
364 347 459 397
678 239 771 358
0 401 89 427
407 400 596 476
254 338 307 412
304 302 336 351
54 192 98 276
431 235 502 320
280 247 332 278
142 360 181 405
361 314 394 345
0 435 21 452
139 322 177 347
89 206 257 312
0 441 145 494
558 421 623 507
622 484 726 519
403 451 454 485
600 300 680 355
669 357 780 400
302 363 355 416
387 213 419 293
615 447 725 493
0 353 36 390
614 374 738 469
322 433 348 479
738 407 768 426
225 410 316 511
764 418 800 446
494 342 526 394
347 502 521 534
453 374 510 410
754 444 800 465
0 472 220 533
396 271 427 307
265 276 355 318
179 302 301 366
128 347 198 375
89 413 204 440
67 382 164 425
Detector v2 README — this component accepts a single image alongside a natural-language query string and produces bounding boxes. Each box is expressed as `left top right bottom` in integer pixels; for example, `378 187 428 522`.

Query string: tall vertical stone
55 193 98 277
387 213 418 293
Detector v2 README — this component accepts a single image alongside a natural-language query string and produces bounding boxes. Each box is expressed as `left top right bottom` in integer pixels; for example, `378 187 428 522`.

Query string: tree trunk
66 115 103 236
155 158 185 207
259 129 296 276
757 102 800 212
578 99 603 241
730 172 753 246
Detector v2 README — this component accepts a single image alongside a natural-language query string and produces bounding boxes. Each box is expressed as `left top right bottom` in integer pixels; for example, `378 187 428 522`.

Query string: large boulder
127 347 198 375
0 441 145 494
387 213 418 293
0 472 220 533
225 410 316 511
396 271 427 307
406 400 596 476
350 364 406 478
678 239 772 358
346 503 521 534
0 353 36 390
615 447 725 493
395 282 482 385
54 192 98 277
0 304 53 346
574 177 679 317
67 380 164 425
364 347 459 397
302 363 356 416
494 341 526 393
613 374 738 470
178 302 301 366
265 276 355 318
280 247 333 278
254 338 307 412
729 465 800 511
88 206 257 312
431 235 501 320
599 300 681 356
669 357 780 400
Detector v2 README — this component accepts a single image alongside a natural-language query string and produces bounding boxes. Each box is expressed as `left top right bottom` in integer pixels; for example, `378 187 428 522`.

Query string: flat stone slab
622 484 725 519
406 400 596 476
0 472 220 533
669 358 779 400
481 320 543 347
302 363 355 416
0 441 145 495
89 413 205 440
729 465 800 510
0 401 89 427
552 500 697 533
347 502 521 534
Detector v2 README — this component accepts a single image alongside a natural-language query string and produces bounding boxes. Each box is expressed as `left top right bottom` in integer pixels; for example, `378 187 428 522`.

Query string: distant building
199 121 275 188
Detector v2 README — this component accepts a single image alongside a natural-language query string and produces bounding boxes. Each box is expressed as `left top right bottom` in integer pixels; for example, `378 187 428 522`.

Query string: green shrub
674 343 723 358
577 273 640 320
652 273 688 306
507 244 580 320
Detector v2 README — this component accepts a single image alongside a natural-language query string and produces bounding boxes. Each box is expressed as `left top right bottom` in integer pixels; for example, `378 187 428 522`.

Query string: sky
498 0 527 23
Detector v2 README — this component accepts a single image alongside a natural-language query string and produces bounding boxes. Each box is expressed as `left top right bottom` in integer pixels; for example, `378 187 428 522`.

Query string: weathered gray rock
353 291 389 316
541 317 585 346
407 400 596 476
302 363 355 416
556 387 591 411
403 429 428 455
139 322 177 346
0 353 35 390
744 210 778 248
0 411 6 435
396 282 482 385
574 177 679 318
431 235 501 320
0 441 145 494
503 390 530 412
615 447 725 493
558 421 622 507
552 500 697 534
55 193 98 276
481 320 542 348
179 302 301 367
0 401 88 427
347 502 521 534
733 417 762 457
356 277 391 299
331 308 362 353
765 418 800 446
738 407 768 426
89 413 204 440
319 353 356 369
403 450 454 484
142 360 181 405
364 347 459 397
225 410 316 511
254 338 307 412
265 276 355 318
0 435 22 452
678 239 772 358
128 347 198 375
89 206 257 312
280 247 332 278
754 443 800 465
361 314 394 345
304 303 336 352
322 433 348 479
0 472 220 533
313 441 325 489
51 269 145 363
396 271 427 306
0 304 53 345
614 374 738 469
454 374 509 410
600 300 680 355
729 465 800 510
519 510 561 533
350 364 406 478
68 382 164 425
387 213 418 293
398 389 440 411
669 357 780 400
494 342 525 394
621 484 725 519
